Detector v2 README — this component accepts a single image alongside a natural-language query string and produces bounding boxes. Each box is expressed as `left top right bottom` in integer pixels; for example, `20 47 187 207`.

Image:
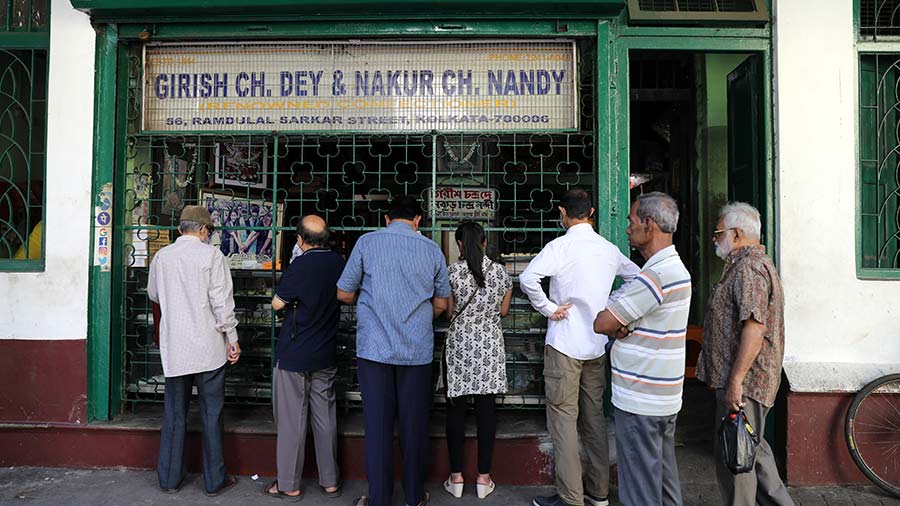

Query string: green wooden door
726 55 765 232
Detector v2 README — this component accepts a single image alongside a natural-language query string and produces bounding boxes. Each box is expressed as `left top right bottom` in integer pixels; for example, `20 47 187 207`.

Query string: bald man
266 215 346 500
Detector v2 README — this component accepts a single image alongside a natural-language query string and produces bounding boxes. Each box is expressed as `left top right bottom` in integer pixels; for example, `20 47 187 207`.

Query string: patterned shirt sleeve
207 250 239 344
501 264 513 293
733 261 770 327
605 269 664 326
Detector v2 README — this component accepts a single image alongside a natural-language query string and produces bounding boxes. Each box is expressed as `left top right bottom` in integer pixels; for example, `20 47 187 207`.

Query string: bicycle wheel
846 373 900 498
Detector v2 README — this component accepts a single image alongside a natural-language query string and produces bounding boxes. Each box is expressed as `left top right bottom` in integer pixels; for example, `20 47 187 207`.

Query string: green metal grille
118 42 597 409
860 0 900 39
859 54 900 270
0 48 46 263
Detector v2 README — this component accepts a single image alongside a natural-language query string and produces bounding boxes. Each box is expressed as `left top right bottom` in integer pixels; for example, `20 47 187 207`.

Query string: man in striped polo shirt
594 192 691 506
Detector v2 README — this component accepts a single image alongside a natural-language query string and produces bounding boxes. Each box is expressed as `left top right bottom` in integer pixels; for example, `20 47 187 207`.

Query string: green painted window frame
854 2 900 278
0 0 49 272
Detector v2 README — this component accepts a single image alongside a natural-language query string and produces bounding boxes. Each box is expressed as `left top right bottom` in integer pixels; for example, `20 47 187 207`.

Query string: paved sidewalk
1 467 899 506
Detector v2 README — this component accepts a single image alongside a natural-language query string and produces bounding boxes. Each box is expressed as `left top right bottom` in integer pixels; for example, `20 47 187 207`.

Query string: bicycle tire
845 373 900 498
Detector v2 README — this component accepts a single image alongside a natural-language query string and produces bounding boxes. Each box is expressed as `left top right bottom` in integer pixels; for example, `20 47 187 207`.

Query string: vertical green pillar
87 23 118 422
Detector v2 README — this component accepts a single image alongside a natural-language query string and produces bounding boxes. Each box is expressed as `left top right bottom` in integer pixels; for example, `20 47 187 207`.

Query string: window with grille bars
859 54 900 271
860 0 900 38
0 0 49 269
627 0 768 23
118 41 598 409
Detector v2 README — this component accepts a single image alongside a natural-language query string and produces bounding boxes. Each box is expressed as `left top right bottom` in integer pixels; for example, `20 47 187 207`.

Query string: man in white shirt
147 205 241 497
520 189 640 506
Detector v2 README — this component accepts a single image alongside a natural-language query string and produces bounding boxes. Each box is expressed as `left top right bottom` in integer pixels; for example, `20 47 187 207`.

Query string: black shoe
159 475 187 494
205 475 239 497
585 494 610 506
532 494 576 506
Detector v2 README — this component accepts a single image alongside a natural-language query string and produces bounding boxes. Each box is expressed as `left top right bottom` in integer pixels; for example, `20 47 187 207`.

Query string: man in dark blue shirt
265 215 345 501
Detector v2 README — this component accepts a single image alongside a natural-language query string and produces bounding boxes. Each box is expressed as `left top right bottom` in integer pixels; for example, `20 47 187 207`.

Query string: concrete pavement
1 467 899 506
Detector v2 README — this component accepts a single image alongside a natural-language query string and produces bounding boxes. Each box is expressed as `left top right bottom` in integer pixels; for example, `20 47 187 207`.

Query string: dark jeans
157 365 226 494
445 394 497 475
357 358 433 506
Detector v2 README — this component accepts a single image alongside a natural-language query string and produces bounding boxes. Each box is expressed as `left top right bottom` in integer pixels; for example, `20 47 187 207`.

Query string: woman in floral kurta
443 222 512 500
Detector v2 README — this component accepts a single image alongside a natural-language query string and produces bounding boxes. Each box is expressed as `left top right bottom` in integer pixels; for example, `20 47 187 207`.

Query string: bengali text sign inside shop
143 41 577 132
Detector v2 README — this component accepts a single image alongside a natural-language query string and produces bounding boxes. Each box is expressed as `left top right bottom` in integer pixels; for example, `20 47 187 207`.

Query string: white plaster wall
776 0 900 391
0 0 94 340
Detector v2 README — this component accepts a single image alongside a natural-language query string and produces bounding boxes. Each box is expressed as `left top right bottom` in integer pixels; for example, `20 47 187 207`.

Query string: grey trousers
543 346 609 506
273 365 340 491
714 390 795 506
614 407 682 506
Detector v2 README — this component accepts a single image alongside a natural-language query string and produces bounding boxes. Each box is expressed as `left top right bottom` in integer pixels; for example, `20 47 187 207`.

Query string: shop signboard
143 41 577 133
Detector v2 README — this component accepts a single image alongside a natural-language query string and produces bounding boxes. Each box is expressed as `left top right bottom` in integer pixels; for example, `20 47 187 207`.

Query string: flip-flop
350 496 368 506
321 483 342 498
262 480 304 501
205 475 239 497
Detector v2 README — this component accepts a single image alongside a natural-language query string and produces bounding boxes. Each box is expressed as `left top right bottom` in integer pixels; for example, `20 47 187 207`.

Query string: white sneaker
443 478 463 498
476 480 495 499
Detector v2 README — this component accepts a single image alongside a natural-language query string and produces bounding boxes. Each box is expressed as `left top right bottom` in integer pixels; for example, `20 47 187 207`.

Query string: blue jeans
157 365 226 493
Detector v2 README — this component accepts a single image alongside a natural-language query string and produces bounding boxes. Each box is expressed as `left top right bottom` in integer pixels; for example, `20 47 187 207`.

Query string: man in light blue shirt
338 195 450 506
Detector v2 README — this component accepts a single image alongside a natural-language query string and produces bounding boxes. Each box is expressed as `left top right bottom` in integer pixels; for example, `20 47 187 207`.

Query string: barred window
859 54 900 271
0 0 49 268
860 0 900 39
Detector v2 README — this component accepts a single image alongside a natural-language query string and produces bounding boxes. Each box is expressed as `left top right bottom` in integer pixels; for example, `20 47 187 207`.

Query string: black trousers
445 394 497 475
357 358 433 506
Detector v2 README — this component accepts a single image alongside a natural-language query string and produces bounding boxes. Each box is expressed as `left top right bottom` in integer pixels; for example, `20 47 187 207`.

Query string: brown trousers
544 345 610 506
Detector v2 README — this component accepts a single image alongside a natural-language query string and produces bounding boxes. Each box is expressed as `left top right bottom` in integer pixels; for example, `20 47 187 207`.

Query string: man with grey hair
698 202 794 506
593 192 691 506
148 205 241 497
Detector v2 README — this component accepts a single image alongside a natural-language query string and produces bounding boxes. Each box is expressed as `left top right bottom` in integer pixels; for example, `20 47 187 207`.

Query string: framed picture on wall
199 190 283 270
214 142 268 189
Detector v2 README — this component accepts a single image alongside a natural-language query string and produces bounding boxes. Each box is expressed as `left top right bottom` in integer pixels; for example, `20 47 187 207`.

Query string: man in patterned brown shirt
698 202 794 506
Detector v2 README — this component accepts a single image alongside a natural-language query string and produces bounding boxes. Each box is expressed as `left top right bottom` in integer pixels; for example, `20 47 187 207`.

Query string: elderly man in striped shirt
594 192 692 506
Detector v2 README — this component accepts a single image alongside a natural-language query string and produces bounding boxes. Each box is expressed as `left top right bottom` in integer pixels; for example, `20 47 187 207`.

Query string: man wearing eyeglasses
698 202 794 506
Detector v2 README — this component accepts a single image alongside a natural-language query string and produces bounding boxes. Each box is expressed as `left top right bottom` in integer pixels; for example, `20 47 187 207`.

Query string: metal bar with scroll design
859 54 900 270
0 48 46 268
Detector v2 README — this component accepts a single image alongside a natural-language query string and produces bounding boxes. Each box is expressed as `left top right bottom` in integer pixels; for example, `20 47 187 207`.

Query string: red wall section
0 339 87 424
785 392 867 486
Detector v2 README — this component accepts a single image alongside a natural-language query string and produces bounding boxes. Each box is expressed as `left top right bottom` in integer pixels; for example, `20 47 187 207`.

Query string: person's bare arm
271 295 286 311
724 319 766 412
499 289 513 318
593 309 628 338
337 288 358 305
433 297 449 319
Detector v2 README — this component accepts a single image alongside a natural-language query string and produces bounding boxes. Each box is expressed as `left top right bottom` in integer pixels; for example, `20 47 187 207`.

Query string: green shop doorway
627 49 771 462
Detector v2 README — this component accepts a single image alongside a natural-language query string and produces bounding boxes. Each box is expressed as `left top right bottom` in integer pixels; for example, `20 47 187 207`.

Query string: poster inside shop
428 187 498 220
143 41 577 133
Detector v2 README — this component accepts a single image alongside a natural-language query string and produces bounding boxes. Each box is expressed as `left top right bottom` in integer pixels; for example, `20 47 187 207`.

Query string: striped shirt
337 222 450 366
606 245 692 417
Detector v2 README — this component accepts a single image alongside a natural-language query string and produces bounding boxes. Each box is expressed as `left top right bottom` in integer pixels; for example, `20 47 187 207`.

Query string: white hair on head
719 202 761 239
179 219 203 233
